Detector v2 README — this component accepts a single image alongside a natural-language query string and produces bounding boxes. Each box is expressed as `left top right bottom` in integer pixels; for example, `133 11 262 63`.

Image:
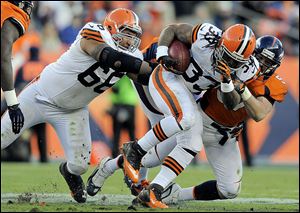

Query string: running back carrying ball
168 39 191 73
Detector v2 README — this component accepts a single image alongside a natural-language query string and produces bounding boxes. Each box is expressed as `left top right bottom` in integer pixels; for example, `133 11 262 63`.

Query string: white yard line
1 193 298 205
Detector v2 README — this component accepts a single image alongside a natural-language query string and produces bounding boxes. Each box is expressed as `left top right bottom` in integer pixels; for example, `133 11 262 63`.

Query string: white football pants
1 82 92 175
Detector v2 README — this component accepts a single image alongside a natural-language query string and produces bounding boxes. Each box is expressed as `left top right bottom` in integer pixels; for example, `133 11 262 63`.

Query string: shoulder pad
192 23 222 47
81 22 106 32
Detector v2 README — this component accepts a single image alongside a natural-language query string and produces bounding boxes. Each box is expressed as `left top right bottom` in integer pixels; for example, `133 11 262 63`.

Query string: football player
86 23 259 208
1 8 154 203
1 0 34 134
158 35 288 204
121 23 259 208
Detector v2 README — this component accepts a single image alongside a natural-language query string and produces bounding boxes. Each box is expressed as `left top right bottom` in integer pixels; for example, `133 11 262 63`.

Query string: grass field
1 162 299 212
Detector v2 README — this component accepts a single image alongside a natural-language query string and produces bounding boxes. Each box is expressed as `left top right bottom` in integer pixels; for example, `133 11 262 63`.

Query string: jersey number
77 62 124 94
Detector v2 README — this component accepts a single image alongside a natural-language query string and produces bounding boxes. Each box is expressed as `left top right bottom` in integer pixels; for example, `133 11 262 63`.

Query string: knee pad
217 181 242 199
67 162 88 175
179 112 196 131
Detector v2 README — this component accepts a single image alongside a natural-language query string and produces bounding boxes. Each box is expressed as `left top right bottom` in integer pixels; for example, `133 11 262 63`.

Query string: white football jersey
182 23 259 95
35 22 143 109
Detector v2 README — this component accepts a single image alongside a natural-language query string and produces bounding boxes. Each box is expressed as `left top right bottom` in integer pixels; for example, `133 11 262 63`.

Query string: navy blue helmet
254 35 284 79
8 1 34 18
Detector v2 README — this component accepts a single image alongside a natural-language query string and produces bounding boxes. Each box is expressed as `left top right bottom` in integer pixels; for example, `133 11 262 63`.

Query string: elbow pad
99 47 142 74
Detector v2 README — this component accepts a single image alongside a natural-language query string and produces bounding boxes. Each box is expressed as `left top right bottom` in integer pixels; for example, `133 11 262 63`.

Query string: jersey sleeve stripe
8 17 25 36
81 31 103 39
81 34 104 43
192 24 202 43
81 29 102 37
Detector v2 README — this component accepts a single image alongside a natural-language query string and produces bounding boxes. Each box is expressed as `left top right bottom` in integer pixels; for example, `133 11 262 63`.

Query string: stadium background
1 1 299 166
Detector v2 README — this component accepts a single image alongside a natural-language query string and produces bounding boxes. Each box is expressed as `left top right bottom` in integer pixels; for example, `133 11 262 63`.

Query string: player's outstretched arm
1 20 25 134
241 91 273 122
1 20 20 92
80 38 152 75
127 61 158 85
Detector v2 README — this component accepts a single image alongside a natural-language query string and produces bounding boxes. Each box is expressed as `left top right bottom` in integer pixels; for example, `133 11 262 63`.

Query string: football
168 39 191 73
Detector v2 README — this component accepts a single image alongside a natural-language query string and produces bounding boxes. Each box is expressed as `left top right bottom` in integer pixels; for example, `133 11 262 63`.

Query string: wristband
156 46 169 60
221 81 234 93
4 89 19 106
241 87 252 101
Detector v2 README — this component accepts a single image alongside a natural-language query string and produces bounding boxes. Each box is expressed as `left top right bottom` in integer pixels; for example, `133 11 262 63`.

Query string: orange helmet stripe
235 25 252 55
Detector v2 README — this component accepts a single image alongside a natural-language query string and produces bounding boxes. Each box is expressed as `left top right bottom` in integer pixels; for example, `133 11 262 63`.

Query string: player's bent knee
179 113 196 130
218 182 241 199
67 162 88 175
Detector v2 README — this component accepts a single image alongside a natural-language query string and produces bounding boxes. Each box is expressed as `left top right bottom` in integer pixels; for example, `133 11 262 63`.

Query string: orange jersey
200 73 288 127
1 1 30 36
247 73 288 103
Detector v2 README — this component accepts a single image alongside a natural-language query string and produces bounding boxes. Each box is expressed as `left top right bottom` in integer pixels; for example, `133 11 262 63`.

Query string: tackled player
87 22 260 209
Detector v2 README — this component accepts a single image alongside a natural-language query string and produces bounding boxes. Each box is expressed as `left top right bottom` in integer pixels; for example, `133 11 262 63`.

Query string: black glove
158 56 181 74
215 60 232 83
8 104 24 134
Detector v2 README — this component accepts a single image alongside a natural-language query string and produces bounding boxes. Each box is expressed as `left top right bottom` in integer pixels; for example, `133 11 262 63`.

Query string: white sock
178 187 195 201
137 130 159 152
105 155 122 174
138 116 182 152
151 165 177 189
138 167 149 184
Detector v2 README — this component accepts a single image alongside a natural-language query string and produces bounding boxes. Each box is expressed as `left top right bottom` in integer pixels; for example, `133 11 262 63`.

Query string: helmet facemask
111 24 142 53
19 1 34 18
255 49 281 78
214 44 248 72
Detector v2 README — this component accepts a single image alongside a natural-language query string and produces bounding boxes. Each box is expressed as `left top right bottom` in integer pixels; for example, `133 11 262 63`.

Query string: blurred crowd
13 1 299 69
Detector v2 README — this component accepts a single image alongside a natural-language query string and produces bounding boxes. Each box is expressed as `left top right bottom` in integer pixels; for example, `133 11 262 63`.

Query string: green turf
1 162 299 212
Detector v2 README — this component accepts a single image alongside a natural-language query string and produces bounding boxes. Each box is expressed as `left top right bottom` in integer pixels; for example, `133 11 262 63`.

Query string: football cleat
124 175 150 196
86 157 113 196
133 183 168 208
161 182 182 205
59 162 87 203
122 141 144 183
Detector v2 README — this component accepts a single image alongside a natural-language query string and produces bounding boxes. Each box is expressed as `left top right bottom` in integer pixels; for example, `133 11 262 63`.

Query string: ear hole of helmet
107 25 112 31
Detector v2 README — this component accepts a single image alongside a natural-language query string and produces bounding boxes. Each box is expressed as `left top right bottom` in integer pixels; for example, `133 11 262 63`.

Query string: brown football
168 39 191 73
